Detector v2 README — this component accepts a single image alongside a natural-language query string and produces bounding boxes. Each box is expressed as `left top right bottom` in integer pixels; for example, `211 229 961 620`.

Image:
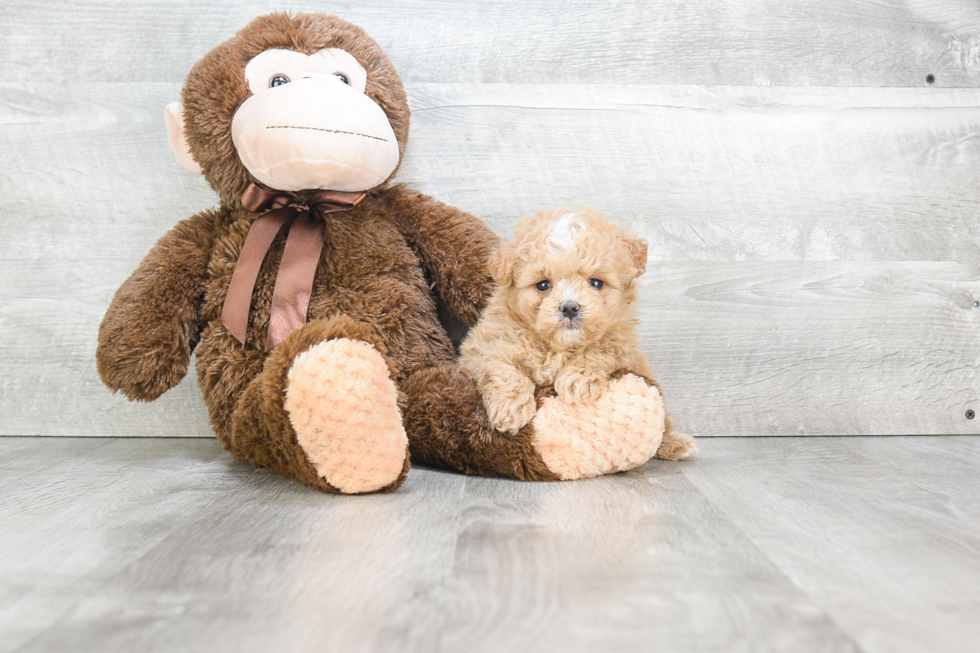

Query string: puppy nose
560 301 581 319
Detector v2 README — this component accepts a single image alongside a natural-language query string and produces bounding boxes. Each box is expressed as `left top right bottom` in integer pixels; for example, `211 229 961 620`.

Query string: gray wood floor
1 436 977 653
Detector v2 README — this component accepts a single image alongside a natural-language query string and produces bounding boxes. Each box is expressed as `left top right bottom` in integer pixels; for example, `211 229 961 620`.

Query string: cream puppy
461 207 695 460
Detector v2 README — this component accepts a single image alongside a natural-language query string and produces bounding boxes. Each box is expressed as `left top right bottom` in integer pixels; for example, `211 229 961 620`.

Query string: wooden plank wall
1 0 978 437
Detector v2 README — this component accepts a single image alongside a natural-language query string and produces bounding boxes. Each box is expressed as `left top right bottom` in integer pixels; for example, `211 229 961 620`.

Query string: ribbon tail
265 217 326 350
221 211 291 344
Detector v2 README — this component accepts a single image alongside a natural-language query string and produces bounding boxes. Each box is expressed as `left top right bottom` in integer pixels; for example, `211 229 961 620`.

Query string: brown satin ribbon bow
221 182 365 350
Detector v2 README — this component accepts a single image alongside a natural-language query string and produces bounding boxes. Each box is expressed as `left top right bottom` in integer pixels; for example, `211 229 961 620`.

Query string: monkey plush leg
229 317 410 494
400 365 560 481
402 366 690 481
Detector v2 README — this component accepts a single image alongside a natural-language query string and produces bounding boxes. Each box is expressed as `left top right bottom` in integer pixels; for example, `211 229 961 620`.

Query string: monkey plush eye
334 73 351 85
536 280 552 292
588 278 604 290
269 74 290 88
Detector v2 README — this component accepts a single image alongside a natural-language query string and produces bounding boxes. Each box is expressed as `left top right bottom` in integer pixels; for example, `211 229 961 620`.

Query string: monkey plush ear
624 236 649 278
488 241 519 286
164 102 203 174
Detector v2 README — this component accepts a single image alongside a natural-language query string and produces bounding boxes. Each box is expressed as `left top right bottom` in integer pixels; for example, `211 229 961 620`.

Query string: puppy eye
269 74 290 88
536 280 552 292
334 72 351 85
589 278 604 290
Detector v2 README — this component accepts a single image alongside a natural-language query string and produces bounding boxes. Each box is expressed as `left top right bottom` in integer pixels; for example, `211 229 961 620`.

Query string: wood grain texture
643 261 980 436
438 469 861 653
1 0 979 87
1 81 979 437
2 436 978 652
0 438 247 653
681 436 980 653
404 84 980 262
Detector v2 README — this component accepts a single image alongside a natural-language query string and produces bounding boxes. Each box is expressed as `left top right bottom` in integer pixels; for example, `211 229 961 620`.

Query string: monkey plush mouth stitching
266 125 390 142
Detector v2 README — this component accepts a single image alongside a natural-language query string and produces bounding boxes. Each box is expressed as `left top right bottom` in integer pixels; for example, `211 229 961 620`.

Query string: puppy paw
554 369 607 405
656 430 699 461
487 394 537 434
484 376 537 435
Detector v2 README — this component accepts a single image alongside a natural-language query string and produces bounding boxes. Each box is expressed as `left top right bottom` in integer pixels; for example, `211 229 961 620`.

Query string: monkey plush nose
560 301 581 319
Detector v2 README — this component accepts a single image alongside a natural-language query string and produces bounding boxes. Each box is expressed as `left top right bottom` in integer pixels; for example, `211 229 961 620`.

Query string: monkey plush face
165 13 410 201
231 48 399 192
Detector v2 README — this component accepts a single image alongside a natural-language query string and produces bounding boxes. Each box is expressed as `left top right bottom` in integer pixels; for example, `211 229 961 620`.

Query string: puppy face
489 208 648 348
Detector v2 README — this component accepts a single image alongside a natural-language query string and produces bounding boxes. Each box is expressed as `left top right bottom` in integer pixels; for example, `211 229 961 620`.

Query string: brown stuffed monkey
97 12 692 494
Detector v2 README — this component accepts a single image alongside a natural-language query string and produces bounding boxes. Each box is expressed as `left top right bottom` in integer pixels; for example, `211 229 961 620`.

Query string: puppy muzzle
558 303 583 330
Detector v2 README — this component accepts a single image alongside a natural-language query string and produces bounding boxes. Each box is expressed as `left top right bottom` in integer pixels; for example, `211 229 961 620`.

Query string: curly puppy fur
460 207 696 460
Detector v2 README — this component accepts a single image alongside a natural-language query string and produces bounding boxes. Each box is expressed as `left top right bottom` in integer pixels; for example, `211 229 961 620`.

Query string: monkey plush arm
97 209 223 402
381 185 500 326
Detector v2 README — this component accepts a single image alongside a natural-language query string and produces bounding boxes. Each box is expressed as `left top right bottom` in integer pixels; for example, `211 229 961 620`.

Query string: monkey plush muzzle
231 76 399 192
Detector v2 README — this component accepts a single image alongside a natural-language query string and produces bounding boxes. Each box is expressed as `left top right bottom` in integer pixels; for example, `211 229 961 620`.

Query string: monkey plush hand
97 12 690 494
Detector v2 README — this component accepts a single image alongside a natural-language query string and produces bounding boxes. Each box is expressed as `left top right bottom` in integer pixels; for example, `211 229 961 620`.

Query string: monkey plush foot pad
284 338 408 494
530 374 665 480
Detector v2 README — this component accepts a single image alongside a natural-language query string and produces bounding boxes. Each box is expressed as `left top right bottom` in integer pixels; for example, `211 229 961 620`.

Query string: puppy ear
624 236 648 277
488 241 518 286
